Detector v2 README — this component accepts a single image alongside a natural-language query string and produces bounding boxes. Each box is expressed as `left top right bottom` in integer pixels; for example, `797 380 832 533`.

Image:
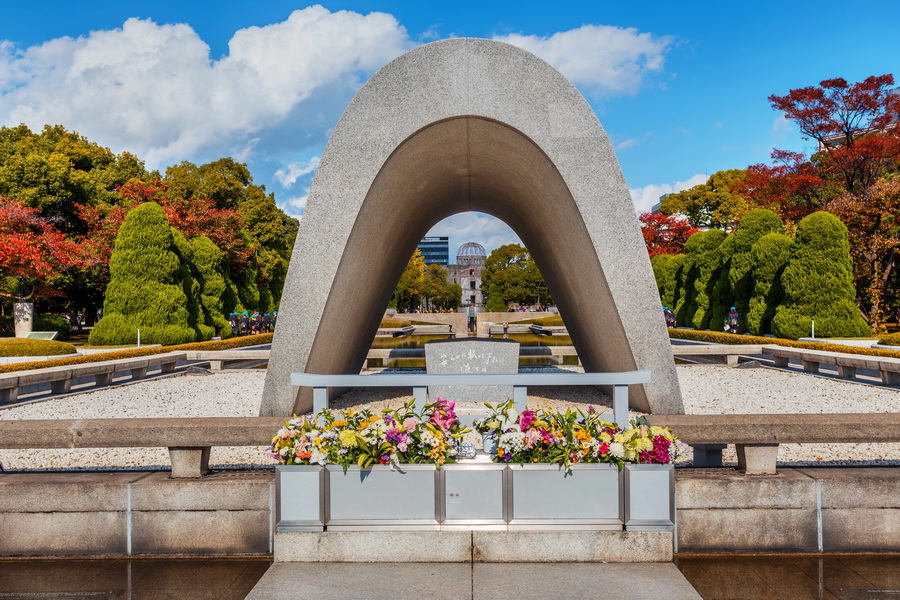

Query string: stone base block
247 562 701 600
0 511 126 556
275 530 672 563
168 446 210 478
275 531 471 562
132 509 271 554
472 531 671 562
677 508 818 553
736 443 779 474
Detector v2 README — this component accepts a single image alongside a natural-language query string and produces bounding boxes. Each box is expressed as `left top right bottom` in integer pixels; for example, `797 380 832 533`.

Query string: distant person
663 306 675 328
448 324 454 339
503 322 509 339
727 307 739 334
240 312 250 336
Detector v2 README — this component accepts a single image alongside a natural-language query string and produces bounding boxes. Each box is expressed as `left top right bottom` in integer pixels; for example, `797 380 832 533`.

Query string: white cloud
275 156 320 188
427 212 522 257
616 138 638 150
629 173 707 214
285 189 310 211
494 25 672 96
0 7 411 168
770 115 792 140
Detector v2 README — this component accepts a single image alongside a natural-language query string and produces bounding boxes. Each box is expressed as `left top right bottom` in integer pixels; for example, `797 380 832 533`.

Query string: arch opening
302 116 642 410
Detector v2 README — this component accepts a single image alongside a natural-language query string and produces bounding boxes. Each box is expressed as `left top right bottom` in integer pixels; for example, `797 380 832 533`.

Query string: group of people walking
228 311 277 337
662 306 740 334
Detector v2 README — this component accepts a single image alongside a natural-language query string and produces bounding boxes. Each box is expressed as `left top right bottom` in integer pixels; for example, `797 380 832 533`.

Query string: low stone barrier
0 351 184 403
762 344 900 384
651 413 900 474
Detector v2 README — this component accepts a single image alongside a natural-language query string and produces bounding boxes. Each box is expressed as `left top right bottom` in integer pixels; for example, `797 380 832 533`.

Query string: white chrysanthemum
609 443 625 459
420 429 442 448
499 431 526 453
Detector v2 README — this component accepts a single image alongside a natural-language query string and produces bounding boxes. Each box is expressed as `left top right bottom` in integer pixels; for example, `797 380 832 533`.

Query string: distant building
417 236 449 266
447 242 486 308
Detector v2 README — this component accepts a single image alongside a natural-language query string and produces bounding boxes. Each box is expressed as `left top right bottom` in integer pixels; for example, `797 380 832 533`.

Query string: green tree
392 250 426 312
747 232 793 335
481 244 549 310
163 158 297 308
88 203 200 345
772 211 871 339
660 170 750 230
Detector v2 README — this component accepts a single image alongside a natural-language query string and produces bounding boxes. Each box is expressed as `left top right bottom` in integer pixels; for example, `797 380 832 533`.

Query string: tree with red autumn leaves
639 211 700 257
769 75 900 195
0 198 87 307
78 178 253 282
740 150 836 222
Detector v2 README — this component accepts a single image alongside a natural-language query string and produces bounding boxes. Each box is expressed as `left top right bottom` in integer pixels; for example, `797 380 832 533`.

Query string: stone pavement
245 562 702 599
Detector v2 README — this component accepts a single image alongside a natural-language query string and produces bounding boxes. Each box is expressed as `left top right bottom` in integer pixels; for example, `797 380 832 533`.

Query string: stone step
274 530 672 563
247 561 701 600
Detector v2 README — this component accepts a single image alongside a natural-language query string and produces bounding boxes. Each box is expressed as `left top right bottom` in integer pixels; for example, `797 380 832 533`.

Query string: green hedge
0 338 78 357
510 315 565 326
0 314 74 341
879 332 900 346
669 328 900 360
380 318 413 328
0 333 273 374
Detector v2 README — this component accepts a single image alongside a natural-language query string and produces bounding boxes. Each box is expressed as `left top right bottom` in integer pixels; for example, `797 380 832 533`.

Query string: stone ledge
274 530 672 563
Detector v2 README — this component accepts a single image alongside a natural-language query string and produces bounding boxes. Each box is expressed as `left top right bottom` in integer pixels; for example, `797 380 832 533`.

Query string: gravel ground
2 364 899 470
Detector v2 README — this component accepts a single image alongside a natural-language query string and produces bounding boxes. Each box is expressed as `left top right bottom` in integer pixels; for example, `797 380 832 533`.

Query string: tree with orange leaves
827 178 900 329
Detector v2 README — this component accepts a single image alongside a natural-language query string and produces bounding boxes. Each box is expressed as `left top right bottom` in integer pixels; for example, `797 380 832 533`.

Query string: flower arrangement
475 401 685 469
268 398 469 470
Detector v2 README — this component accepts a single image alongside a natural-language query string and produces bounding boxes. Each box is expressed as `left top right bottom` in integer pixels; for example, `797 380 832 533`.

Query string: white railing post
313 387 328 414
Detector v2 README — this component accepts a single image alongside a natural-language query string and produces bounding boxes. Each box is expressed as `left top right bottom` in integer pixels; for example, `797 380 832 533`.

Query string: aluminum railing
290 371 651 426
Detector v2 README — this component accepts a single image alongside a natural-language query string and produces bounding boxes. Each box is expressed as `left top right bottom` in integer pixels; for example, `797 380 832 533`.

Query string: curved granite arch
261 38 683 416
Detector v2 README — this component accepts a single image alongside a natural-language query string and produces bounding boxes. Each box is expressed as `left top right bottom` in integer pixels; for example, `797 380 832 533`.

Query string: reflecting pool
676 555 900 599
0 558 269 600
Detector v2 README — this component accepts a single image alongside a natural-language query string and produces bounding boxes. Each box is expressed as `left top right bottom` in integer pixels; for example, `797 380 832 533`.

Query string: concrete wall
3 467 900 556
0 471 273 557
675 467 900 553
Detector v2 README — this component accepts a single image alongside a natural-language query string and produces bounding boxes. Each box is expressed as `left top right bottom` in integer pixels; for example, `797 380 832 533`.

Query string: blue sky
2 1 899 256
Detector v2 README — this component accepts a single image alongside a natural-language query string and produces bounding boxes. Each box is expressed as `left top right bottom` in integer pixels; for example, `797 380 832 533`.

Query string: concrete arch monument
261 38 684 417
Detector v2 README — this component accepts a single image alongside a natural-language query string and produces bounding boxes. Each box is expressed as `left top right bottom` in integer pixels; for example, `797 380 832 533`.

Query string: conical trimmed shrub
710 208 784 333
747 232 792 335
687 229 727 330
772 211 871 339
651 254 678 308
89 202 199 346
191 235 231 338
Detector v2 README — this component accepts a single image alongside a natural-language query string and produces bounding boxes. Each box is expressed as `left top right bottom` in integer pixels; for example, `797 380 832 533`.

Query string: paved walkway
246 562 702 599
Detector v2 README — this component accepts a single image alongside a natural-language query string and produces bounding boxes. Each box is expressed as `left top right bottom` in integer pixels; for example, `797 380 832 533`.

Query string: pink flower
430 398 458 430
519 410 535 431
403 417 418 430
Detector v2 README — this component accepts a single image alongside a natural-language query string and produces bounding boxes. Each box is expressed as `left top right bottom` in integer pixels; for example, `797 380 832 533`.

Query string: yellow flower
338 430 357 448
